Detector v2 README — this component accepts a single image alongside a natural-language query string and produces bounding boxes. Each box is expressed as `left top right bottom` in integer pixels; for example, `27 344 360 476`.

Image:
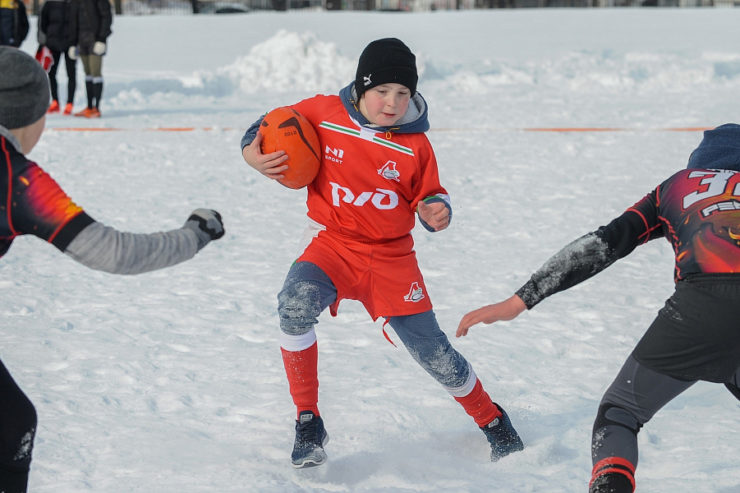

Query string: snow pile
423 51 740 96
105 41 740 114
218 30 355 94
95 15 740 113
106 30 355 110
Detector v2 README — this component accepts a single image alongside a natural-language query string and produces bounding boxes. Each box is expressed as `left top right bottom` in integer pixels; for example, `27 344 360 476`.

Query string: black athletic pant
48 49 77 105
592 277 740 472
0 358 36 493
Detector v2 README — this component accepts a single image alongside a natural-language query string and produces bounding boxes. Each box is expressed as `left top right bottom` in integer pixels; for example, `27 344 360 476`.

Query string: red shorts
298 231 433 320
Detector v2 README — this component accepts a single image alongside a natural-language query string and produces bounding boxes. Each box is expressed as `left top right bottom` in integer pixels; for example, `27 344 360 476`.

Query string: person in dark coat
0 0 28 47
67 0 111 118
38 0 77 114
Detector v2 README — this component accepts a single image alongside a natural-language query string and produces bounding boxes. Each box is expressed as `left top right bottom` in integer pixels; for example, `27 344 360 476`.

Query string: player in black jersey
457 124 740 493
0 47 224 493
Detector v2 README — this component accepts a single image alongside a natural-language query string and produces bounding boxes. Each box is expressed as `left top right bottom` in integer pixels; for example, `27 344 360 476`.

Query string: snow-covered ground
6 8 740 492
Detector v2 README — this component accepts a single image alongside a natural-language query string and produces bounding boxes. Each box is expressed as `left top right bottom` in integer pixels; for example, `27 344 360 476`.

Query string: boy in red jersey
0 47 223 493
241 38 523 468
457 124 740 493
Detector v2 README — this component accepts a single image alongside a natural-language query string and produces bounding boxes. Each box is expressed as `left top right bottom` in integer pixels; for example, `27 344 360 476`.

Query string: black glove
183 209 224 250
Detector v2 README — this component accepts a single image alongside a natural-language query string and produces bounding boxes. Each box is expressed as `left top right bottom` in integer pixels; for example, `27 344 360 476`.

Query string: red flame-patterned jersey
624 168 740 279
1 135 93 258
517 168 740 309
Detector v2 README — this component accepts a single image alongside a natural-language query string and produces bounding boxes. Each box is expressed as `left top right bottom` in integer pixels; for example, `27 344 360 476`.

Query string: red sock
453 378 502 427
281 342 320 419
590 457 636 492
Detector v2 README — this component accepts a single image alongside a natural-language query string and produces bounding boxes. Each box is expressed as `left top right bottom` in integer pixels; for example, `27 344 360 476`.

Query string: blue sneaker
291 411 329 468
480 404 524 461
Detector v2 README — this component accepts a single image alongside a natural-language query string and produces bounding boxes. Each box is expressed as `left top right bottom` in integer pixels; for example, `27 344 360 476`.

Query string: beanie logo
363 74 372 87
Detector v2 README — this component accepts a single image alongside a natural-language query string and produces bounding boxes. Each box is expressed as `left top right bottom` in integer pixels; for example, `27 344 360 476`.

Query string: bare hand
417 201 450 231
241 131 289 180
456 294 526 337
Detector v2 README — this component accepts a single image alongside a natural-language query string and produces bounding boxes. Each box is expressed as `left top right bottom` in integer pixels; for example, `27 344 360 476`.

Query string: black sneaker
480 403 524 461
291 411 329 468
590 472 634 493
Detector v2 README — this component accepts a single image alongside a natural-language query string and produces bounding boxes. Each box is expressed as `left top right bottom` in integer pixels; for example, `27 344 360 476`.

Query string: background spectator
38 0 77 115
68 0 111 118
0 0 28 47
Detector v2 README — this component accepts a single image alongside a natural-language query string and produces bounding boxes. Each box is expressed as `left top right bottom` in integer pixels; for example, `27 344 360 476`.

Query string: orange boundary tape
434 127 713 133
48 127 235 132
47 126 714 133
524 127 625 132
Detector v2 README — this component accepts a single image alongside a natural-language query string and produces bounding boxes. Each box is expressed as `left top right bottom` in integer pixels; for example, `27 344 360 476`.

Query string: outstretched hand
456 294 527 338
241 131 289 181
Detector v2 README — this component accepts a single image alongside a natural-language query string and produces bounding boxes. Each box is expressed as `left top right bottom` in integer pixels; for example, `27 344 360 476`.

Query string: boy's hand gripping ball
259 107 321 189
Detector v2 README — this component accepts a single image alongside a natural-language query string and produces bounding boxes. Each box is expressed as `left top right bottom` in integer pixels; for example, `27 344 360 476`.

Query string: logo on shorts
404 282 425 303
378 161 401 182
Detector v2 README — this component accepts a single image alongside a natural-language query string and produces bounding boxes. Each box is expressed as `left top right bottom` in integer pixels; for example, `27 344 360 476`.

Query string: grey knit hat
0 47 50 130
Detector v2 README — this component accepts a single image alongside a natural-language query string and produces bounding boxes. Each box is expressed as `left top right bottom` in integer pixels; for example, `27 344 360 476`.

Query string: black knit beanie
0 47 50 130
354 38 418 98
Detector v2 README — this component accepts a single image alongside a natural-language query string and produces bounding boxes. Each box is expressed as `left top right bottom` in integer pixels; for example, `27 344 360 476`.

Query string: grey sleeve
240 114 265 150
63 221 200 275
514 232 619 310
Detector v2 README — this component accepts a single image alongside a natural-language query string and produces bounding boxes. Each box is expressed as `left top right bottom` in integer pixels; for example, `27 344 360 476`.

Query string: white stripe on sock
444 364 477 398
280 329 317 352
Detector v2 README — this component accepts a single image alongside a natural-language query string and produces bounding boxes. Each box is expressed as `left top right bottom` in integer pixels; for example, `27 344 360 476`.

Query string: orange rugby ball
260 107 321 189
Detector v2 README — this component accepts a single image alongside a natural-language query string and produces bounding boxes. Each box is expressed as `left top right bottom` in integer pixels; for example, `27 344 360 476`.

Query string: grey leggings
592 355 740 467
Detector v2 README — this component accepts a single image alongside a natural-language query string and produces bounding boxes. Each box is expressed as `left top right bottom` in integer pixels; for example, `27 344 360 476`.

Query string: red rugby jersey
291 95 448 243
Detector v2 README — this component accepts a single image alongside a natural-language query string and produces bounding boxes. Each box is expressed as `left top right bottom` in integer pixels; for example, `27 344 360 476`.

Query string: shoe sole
291 451 326 468
291 433 330 469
